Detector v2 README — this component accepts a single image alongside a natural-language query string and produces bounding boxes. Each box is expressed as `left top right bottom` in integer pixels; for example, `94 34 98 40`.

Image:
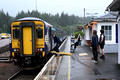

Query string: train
10 17 66 69
1 33 10 39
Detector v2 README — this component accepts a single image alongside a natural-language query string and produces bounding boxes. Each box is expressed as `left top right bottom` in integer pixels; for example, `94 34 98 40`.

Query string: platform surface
0 39 9 48
55 37 71 80
55 37 120 80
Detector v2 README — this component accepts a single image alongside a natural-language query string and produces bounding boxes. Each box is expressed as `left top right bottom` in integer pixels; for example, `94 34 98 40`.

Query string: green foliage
74 31 84 38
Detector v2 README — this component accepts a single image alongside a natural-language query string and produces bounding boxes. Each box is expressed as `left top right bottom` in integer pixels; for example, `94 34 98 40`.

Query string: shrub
74 31 84 38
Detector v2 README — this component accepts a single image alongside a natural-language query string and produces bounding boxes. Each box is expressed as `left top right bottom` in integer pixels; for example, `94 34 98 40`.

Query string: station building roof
106 0 120 11
84 12 118 29
92 12 118 22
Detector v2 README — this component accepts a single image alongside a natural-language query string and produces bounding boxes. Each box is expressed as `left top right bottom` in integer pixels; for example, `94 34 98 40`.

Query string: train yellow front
10 17 65 69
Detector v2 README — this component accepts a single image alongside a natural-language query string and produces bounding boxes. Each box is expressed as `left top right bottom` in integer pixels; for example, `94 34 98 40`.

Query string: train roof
15 17 53 27
17 17 41 21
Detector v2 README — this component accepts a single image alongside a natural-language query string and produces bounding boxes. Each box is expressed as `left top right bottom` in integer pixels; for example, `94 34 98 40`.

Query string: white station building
106 0 120 64
84 12 118 53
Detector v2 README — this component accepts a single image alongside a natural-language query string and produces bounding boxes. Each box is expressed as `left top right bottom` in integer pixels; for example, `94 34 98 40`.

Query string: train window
36 28 43 38
36 25 43 27
13 29 20 39
13 25 19 28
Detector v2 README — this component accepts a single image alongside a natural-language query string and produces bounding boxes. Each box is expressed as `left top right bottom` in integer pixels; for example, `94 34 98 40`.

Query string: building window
101 25 112 41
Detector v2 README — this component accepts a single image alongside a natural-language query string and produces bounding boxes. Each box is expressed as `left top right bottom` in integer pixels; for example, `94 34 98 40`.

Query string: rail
8 69 23 80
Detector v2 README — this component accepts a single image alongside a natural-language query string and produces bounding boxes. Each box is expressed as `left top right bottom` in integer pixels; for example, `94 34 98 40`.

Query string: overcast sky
0 0 113 17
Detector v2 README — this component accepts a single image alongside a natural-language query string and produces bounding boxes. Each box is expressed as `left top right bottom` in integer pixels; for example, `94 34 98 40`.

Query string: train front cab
11 21 45 67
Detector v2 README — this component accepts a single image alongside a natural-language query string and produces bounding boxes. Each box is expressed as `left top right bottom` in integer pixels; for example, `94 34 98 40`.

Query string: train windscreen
36 28 43 38
13 29 20 39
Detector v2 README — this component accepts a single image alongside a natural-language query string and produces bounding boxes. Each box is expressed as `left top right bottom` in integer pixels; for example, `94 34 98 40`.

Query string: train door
20 22 35 56
23 27 32 55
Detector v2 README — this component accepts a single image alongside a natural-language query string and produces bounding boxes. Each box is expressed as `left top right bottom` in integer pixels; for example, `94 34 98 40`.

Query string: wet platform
35 37 120 80
55 37 120 80
0 39 9 48
70 38 120 80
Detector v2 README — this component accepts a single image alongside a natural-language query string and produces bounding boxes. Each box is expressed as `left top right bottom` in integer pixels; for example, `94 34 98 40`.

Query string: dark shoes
91 57 98 63
100 55 105 59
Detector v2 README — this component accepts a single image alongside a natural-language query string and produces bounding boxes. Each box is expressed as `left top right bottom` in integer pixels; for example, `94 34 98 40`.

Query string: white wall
97 22 118 53
97 22 117 44
85 28 90 40
117 16 120 64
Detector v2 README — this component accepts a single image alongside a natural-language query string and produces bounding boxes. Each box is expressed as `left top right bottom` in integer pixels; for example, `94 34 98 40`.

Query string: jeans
78 41 81 46
92 47 98 61
55 44 59 52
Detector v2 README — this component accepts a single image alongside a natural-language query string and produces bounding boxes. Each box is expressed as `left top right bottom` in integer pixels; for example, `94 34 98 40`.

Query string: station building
106 0 120 64
84 12 118 53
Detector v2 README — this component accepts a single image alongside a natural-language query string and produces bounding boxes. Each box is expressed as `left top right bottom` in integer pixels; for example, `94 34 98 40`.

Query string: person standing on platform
99 29 105 59
77 33 82 46
71 34 75 39
91 30 98 63
52 34 61 52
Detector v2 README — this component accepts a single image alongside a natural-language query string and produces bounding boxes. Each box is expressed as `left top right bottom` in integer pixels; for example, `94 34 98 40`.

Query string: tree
0 10 93 34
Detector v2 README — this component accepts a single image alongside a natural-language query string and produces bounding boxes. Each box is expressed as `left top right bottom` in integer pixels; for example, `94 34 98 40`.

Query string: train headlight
13 48 20 52
37 48 43 51
14 49 17 52
40 48 43 51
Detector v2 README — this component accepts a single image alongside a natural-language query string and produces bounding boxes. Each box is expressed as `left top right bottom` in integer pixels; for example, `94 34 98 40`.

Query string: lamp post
35 0 37 11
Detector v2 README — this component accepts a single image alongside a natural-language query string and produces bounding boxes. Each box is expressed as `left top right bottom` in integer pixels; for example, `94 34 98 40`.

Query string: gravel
0 51 20 80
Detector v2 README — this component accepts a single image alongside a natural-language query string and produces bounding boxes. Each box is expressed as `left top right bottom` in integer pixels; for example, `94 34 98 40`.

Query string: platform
56 37 120 80
0 39 9 48
35 37 120 80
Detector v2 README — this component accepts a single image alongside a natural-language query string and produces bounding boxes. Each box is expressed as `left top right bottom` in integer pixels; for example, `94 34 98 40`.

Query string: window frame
101 25 112 41
13 29 20 39
36 27 43 39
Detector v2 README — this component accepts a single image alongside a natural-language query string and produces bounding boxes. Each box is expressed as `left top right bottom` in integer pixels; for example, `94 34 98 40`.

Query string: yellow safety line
68 56 71 80
79 53 88 56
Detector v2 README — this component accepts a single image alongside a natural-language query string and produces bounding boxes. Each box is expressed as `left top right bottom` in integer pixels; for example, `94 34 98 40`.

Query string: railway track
0 57 11 63
8 69 23 80
8 68 42 80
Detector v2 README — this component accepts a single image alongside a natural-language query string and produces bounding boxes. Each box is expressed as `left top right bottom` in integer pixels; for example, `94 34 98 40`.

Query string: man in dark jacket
52 34 61 52
91 30 98 63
